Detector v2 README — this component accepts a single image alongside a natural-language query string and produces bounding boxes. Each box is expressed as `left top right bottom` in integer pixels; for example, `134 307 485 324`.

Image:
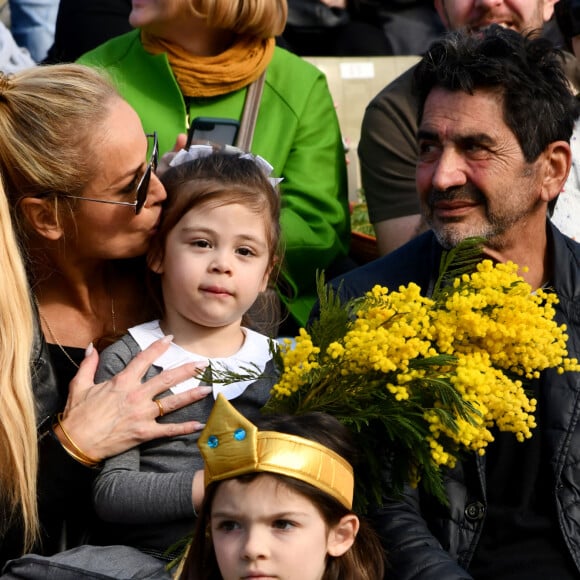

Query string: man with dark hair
359 0 579 256
330 26 580 579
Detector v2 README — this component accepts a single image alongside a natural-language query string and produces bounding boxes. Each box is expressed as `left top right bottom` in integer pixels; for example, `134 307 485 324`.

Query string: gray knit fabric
90 333 277 560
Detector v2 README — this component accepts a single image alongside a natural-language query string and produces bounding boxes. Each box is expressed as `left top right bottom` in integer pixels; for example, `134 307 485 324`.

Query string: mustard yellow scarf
141 32 274 97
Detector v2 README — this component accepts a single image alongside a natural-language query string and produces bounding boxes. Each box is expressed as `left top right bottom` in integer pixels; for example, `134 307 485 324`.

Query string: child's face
153 202 272 332
210 474 339 580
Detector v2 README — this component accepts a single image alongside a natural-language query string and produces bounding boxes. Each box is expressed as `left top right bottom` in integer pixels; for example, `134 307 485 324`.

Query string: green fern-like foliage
307 271 352 353
432 236 486 297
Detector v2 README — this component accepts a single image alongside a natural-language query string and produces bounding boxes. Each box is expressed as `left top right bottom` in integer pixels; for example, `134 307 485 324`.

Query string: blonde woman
0 175 37 555
0 64 209 566
79 0 352 334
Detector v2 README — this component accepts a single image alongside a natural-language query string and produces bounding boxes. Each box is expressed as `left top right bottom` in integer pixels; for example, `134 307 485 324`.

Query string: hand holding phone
186 117 240 148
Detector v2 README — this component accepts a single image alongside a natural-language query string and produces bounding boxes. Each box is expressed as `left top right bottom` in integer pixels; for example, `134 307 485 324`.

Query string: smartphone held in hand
186 117 240 148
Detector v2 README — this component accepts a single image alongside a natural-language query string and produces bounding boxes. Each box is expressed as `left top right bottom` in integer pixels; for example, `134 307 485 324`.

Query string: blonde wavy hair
193 0 287 38
0 64 120 242
0 175 37 549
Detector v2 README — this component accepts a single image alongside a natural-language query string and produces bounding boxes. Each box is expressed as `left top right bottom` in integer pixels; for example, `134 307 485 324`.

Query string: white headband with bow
170 144 284 189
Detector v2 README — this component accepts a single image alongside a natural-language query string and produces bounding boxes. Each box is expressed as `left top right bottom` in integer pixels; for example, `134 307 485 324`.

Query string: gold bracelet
55 413 102 468
57 442 100 468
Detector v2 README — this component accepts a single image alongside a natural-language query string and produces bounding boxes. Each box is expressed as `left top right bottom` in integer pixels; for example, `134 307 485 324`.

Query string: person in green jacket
78 0 351 333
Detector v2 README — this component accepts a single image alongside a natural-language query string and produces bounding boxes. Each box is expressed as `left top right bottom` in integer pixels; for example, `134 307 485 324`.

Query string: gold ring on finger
155 398 165 418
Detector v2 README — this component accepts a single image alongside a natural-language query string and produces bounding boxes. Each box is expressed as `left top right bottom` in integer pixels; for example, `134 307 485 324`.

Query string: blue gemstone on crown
208 435 219 448
234 428 246 441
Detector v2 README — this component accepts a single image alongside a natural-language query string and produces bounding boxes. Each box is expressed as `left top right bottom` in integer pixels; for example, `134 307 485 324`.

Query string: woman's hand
56 335 210 462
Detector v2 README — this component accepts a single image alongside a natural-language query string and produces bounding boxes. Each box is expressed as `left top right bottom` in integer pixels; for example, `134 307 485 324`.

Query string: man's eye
418 142 439 157
464 143 483 152
461 139 488 154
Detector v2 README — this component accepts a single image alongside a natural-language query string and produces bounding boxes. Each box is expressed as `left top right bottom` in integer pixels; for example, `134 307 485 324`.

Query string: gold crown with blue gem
198 393 354 509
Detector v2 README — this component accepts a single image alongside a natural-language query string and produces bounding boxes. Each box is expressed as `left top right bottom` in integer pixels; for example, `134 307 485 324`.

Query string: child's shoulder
98 320 162 369
101 333 140 357
95 333 141 383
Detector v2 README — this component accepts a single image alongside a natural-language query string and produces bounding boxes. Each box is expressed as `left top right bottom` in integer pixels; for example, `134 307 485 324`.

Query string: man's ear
539 140 571 205
327 514 359 558
18 197 63 241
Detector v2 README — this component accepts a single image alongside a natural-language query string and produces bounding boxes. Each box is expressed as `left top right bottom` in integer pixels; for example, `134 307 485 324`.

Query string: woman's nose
146 173 167 205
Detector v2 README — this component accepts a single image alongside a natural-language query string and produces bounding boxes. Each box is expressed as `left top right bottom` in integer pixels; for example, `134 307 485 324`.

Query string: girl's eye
216 520 240 532
273 519 295 530
191 239 211 248
237 247 255 257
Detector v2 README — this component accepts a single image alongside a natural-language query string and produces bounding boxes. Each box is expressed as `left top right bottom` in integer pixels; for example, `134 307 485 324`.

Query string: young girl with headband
90 146 283 560
179 393 386 580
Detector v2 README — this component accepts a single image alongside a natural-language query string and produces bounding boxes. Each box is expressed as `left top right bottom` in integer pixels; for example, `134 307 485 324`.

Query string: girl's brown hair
179 411 386 580
150 151 284 330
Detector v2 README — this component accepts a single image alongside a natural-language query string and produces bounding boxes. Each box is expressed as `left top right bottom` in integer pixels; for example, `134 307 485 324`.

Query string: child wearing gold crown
90 146 283 560
178 393 386 580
